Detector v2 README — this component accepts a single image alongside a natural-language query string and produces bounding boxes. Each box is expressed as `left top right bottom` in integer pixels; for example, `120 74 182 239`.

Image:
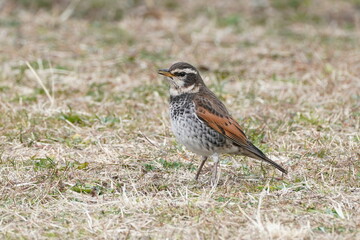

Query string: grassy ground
0 0 359 239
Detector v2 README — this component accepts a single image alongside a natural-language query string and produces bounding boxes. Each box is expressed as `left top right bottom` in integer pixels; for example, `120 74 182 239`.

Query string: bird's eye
178 72 186 77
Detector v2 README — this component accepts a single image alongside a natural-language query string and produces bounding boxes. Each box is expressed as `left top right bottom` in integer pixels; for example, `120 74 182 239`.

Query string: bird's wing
193 93 249 148
195 102 249 148
194 92 287 174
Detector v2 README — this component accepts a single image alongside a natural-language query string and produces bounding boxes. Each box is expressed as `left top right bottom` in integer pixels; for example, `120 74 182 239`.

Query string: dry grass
0 0 359 239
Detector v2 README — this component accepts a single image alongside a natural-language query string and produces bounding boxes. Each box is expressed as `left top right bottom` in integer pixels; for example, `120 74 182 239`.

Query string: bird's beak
158 69 174 78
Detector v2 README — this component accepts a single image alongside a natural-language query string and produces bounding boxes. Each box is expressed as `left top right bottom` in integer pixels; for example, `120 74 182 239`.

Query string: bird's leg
195 156 208 180
211 153 220 186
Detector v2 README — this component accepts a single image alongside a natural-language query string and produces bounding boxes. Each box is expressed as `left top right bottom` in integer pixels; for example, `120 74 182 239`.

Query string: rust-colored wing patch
196 105 248 146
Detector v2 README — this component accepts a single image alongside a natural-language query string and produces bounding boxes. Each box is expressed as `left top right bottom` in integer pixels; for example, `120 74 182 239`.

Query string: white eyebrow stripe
171 68 198 74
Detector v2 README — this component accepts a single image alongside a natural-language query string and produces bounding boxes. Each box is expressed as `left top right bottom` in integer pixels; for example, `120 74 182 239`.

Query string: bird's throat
169 84 200 97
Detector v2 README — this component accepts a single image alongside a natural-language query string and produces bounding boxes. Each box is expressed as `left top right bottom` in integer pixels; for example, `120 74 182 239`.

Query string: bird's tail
242 142 288 174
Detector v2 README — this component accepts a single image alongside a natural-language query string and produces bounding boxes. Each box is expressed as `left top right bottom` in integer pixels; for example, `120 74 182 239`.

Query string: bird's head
158 62 204 97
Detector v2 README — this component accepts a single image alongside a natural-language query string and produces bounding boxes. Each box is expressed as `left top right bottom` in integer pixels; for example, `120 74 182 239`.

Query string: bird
158 62 287 182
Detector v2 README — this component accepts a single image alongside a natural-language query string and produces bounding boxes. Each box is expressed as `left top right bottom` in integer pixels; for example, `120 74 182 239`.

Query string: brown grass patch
0 0 359 239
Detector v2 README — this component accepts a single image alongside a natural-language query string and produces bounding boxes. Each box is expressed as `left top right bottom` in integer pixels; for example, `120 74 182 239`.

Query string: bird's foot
210 156 220 186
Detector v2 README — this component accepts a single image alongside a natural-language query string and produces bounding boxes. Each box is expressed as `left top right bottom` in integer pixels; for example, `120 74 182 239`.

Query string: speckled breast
169 94 234 156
